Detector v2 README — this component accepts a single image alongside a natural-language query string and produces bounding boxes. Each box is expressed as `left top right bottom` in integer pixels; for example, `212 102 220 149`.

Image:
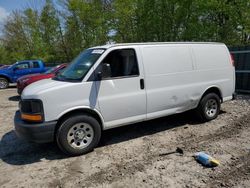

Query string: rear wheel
0 78 9 89
56 114 101 156
196 93 221 121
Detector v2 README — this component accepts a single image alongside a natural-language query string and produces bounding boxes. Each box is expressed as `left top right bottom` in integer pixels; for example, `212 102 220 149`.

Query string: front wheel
196 93 221 122
56 114 101 156
0 78 9 89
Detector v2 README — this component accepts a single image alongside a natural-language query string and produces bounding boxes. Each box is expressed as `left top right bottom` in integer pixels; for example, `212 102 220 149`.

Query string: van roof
92 42 225 49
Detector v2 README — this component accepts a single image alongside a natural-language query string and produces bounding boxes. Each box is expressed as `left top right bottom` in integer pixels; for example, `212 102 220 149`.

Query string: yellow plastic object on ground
194 152 220 167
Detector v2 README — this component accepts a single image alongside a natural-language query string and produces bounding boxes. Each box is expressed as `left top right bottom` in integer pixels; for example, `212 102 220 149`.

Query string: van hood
22 79 76 99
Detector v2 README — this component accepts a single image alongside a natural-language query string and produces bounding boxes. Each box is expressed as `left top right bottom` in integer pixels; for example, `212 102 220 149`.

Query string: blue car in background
0 60 49 89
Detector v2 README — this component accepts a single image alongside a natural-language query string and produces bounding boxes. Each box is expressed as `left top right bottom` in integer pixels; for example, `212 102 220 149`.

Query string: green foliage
0 0 249 64
0 44 9 64
64 0 109 57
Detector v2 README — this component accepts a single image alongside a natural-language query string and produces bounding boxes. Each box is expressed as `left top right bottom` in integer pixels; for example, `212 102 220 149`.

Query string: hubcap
205 99 218 117
0 80 7 89
67 123 94 149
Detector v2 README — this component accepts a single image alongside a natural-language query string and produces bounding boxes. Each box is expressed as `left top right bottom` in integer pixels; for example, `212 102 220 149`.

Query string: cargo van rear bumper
14 111 57 143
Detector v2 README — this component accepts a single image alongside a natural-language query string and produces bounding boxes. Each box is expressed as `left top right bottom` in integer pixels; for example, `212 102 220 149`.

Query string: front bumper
232 92 237 100
16 81 25 95
17 87 22 95
14 111 57 143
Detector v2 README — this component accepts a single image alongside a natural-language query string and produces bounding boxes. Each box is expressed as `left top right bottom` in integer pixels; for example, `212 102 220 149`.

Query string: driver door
94 48 146 128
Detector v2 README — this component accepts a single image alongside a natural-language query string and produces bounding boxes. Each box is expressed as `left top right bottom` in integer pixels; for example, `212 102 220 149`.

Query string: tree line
0 0 249 65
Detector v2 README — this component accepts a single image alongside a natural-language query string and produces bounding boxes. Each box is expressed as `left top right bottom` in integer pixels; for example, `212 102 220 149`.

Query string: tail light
230 53 235 67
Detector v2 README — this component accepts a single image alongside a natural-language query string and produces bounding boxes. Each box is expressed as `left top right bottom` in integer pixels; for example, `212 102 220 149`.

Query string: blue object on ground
195 152 220 167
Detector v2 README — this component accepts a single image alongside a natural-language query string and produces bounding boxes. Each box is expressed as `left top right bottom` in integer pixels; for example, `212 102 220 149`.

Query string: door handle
140 79 144 89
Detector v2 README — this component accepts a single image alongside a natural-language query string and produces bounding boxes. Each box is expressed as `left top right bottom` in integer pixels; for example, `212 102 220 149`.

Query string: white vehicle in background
14 42 235 156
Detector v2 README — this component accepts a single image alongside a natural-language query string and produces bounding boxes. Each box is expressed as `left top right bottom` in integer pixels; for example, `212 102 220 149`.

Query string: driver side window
88 48 139 81
101 49 139 78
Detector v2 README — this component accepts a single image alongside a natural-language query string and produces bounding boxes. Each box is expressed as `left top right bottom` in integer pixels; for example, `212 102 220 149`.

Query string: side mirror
55 70 61 76
13 67 18 71
54 67 65 76
97 63 111 80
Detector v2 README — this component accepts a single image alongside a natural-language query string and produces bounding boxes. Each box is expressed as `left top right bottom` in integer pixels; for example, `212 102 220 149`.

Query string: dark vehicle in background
17 63 67 94
0 60 49 89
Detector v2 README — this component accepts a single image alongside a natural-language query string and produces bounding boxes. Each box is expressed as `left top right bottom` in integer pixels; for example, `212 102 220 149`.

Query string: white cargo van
14 42 235 155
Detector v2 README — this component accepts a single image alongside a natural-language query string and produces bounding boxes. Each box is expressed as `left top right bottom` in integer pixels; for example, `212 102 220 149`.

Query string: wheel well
55 109 103 136
0 75 11 83
201 87 223 102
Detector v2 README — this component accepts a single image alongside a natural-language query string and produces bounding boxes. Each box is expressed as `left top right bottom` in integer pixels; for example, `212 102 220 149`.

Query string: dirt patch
0 88 250 187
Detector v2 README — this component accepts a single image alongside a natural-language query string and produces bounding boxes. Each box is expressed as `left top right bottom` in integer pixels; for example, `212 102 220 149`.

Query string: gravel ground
0 88 250 188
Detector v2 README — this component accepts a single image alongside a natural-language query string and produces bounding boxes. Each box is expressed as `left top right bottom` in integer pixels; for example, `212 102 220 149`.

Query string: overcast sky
0 3 9 25
0 0 47 34
0 0 46 25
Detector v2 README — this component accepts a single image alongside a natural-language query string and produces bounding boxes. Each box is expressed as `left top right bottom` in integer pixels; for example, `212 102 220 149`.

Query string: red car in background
17 63 67 94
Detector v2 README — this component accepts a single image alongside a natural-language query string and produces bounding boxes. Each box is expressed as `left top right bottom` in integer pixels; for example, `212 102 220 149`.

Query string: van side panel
142 45 199 119
194 45 228 69
191 44 234 101
142 44 234 120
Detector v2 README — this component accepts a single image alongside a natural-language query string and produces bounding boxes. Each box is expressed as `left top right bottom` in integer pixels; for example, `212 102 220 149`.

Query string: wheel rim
205 99 218 117
0 79 7 89
67 123 94 149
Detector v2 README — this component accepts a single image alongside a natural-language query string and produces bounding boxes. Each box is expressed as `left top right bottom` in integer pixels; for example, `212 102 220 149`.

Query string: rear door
30 61 42 74
93 47 146 128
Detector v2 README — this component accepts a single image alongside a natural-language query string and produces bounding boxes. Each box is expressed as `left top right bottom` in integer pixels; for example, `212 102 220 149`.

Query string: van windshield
54 49 105 82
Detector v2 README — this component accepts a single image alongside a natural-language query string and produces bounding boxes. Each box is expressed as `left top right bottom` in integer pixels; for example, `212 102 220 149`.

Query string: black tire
196 93 221 122
0 77 9 89
56 114 101 156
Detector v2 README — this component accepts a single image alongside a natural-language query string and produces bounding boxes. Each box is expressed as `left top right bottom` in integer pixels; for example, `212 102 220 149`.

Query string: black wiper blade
54 74 66 81
63 77 81 82
53 74 80 82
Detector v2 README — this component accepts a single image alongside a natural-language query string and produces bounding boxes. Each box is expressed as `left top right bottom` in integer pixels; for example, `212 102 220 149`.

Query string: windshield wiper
54 74 66 81
53 74 81 82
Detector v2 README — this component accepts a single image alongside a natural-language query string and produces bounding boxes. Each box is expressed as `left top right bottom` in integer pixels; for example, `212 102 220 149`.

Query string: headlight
20 99 44 122
21 78 30 83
